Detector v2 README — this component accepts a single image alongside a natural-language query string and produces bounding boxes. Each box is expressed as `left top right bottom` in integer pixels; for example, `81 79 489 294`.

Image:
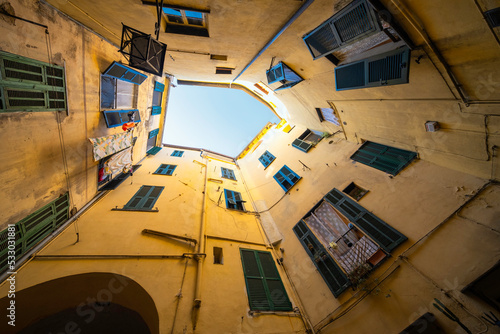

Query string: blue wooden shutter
166 165 177 175
293 220 351 297
274 166 300 192
324 188 407 252
335 47 410 91
154 81 165 92
151 106 161 115
103 61 147 85
303 0 380 60
240 249 292 311
350 141 417 175
146 146 162 155
103 109 140 128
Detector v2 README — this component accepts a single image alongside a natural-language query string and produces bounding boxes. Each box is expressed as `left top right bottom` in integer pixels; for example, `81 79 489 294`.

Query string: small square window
213 247 223 264
224 189 245 211
215 67 233 75
163 7 209 37
221 167 236 181
273 165 301 192
154 164 177 176
342 182 368 201
171 150 184 157
258 151 276 168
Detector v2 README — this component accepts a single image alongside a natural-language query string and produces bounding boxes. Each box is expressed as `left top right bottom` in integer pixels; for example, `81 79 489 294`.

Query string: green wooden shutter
146 146 162 155
303 0 380 59
293 220 351 297
124 186 164 210
292 138 313 152
335 47 411 91
149 128 160 138
324 188 407 252
0 51 67 112
0 193 69 273
240 249 292 311
350 141 417 175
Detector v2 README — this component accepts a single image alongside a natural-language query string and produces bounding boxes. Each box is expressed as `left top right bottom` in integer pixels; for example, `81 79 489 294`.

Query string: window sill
249 309 298 317
111 208 159 213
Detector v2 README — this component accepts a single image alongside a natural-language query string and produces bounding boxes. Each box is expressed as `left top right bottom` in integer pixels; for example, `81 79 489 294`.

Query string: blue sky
162 85 280 157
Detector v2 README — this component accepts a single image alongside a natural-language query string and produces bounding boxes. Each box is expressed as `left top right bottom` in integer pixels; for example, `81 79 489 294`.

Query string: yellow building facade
0 0 499 333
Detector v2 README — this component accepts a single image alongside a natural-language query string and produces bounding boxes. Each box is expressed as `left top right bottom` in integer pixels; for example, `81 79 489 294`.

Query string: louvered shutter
325 188 407 252
335 47 410 91
221 167 229 179
124 186 163 210
155 164 168 174
151 106 161 115
350 141 417 175
142 186 163 209
166 165 176 175
292 138 313 152
303 0 380 60
149 128 160 138
103 61 147 85
293 220 351 297
154 81 165 92
146 147 162 155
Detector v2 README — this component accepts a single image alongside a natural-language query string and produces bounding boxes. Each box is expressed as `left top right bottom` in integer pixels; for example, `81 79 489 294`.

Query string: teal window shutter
293 220 351 297
103 61 147 85
258 151 276 168
350 141 417 175
146 146 162 155
103 109 141 128
149 128 160 138
154 81 165 92
240 249 293 311
124 186 164 210
154 164 176 175
335 47 411 91
324 188 407 252
273 165 301 192
221 167 236 180
0 193 69 273
292 138 313 152
171 150 184 157
224 189 245 211
151 106 161 115
0 51 67 112
303 0 381 60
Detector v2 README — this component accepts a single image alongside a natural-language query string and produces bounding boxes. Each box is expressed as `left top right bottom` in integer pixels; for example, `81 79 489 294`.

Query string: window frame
171 150 184 157
258 151 276 168
153 164 177 176
221 167 236 181
273 165 301 192
240 249 293 311
224 189 245 211
122 185 164 211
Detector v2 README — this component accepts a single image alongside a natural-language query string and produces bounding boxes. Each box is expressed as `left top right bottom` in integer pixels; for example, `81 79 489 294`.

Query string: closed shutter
155 164 176 175
240 249 292 311
166 165 176 175
292 138 313 152
151 106 161 115
293 220 351 297
303 0 380 59
0 51 67 112
0 193 69 273
103 61 147 85
335 47 410 91
221 167 229 179
149 128 160 138
124 186 164 210
324 188 407 252
350 141 417 175
154 81 165 92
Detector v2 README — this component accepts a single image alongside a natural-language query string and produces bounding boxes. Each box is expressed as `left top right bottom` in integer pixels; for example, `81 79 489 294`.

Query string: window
484 7 500 28
303 0 381 60
221 167 236 180
266 62 303 91
292 129 323 152
154 164 176 176
0 51 67 112
315 108 339 126
122 185 164 211
213 247 223 264
103 109 141 128
258 151 276 168
343 182 368 201
273 165 301 192
163 7 209 37
240 249 293 311
350 141 417 175
100 61 146 110
335 47 411 91
293 188 407 296
146 129 162 155
224 189 245 211
171 150 184 157
151 81 165 115
0 193 69 273
464 262 500 311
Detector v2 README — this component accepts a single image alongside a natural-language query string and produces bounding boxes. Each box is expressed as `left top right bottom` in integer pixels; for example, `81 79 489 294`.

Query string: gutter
231 0 315 83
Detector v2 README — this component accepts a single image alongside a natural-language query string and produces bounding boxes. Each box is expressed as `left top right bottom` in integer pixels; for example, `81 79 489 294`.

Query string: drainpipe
232 0 315 83
192 150 208 330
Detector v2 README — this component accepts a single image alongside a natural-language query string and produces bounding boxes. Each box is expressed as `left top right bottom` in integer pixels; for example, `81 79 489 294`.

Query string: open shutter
149 128 160 138
335 47 410 91
325 188 407 252
103 61 147 85
292 138 313 152
103 109 140 128
303 0 380 59
350 141 417 175
293 220 351 297
146 146 162 155
154 81 165 92
151 106 161 115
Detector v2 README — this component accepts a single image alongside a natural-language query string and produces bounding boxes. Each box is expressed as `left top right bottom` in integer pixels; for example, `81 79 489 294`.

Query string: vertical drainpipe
192 150 208 330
